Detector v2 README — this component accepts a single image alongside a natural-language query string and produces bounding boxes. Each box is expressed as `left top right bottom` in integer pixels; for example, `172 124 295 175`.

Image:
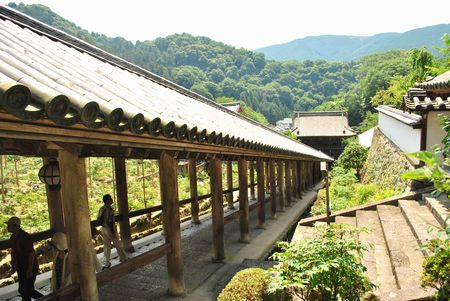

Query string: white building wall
426 111 450 151
378 113 421 154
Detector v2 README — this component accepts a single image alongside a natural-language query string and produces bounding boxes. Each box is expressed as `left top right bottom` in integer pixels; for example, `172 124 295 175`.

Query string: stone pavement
0 184 320 301
100 185 320 301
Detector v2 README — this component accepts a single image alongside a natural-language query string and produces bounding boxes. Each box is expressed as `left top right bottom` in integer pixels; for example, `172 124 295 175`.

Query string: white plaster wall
378 113 421 154
426 111 450 151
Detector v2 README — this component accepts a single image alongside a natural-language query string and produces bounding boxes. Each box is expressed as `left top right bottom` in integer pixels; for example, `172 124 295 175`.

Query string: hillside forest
0 3 449 240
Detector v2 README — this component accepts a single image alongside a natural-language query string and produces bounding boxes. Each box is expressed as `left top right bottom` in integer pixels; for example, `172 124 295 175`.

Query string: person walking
50 232 71 291
5 216 43 301
97 194 127 269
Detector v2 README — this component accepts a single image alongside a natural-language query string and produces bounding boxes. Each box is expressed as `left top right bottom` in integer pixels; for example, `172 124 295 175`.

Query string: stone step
335 216 356 228
290 225 317 243
398 199 442 253
377 205 425 291
356 210 398 295
424 195 449 229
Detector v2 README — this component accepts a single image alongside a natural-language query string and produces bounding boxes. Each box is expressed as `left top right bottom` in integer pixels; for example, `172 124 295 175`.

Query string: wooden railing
0 185 252 251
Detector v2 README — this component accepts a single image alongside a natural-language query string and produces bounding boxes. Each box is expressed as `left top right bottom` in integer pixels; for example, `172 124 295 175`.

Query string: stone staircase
293 193 449 301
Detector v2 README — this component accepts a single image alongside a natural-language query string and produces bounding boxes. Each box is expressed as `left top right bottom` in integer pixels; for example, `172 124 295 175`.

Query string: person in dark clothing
5 216 43 301
97 194 127 269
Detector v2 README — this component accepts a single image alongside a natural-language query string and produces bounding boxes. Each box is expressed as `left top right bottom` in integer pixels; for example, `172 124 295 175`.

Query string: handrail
0 184 257 251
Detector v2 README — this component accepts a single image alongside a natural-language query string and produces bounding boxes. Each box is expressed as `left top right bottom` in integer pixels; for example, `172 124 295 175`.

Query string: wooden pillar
43 157 65 233
300 161 305 192
209 157 225 261
238 157 249 242
256 159 265 228
292 161 298 199
59 150 98 301
277 160 285 211
285 161 292 205
249 161 256 200
226 161 234 209
188 158 200 224
265 161 270 192
269 160 277 218
114 157 134 252
159 151 185 296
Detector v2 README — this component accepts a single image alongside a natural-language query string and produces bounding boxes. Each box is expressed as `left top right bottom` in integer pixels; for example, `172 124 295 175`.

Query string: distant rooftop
414 71 450 90
292 111 356 137
221 102 243 113
404 71 450 111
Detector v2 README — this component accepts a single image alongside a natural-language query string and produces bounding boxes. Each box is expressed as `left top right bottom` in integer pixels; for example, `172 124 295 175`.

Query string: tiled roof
292 111 356 137
414 71 450 90
0 6 332 161
404 95 450 111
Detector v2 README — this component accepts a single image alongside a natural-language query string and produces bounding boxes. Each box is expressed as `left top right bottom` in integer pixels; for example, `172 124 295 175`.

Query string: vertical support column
249 161 256 200
269 160 277 218
285 161 292 206
210 156 225 261
43 158 65 233
226 161 234 209
256 159 265 228
265 161 270 192
59 151 98 301
159 151 185 296
277 160 285 211
238 157 249 242
292 161 298 199
114 157 134 252
188 158 200 224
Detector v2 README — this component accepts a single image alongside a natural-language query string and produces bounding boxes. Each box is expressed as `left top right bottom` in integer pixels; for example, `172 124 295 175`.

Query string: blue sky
3 0 450 50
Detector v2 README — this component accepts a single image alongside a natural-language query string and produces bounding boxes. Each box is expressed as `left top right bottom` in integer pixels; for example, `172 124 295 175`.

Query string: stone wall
361 128 413 191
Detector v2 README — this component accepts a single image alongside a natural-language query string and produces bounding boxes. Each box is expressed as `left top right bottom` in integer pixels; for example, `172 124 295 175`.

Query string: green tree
335 139 368 178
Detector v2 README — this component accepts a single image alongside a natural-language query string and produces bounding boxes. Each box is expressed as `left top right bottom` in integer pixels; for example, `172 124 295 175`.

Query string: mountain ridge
256 24 450 61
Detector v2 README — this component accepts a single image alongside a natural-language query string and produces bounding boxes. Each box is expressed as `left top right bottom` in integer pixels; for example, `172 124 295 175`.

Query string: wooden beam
59 150 98 301
209 156 225 261
0 115 317 161
159 151 185 296
226 161 234 209
256 159 265 228
114 157 134 252
238 157 249 242
269 160 277 218
188 158 200 224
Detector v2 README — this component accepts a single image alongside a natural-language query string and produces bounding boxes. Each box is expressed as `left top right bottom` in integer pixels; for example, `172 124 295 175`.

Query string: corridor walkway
99 185 320 301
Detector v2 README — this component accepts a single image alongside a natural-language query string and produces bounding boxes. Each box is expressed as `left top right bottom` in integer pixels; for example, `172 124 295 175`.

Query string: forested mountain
257 24 450 61
7 3 357 123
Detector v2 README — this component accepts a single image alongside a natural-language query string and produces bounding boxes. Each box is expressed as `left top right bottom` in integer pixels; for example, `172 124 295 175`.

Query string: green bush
421 236 450 300
268 224 375 301
218 268 269 301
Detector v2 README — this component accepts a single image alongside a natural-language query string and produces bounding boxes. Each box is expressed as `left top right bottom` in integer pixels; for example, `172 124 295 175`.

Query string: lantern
38 159 61 188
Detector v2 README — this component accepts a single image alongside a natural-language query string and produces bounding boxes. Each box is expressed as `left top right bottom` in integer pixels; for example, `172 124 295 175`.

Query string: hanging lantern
38 159 61 187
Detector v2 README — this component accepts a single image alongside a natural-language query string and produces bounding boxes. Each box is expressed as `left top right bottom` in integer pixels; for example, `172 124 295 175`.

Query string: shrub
268 224 375 301
218 267 269 301
421 219 450 300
